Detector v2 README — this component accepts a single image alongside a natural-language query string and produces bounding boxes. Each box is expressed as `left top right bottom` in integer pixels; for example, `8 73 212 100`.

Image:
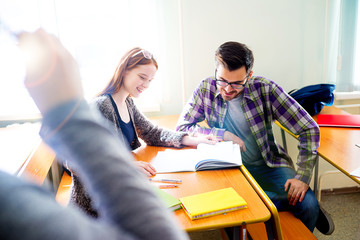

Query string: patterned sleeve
270 82 320 184
128 99 187 148
176 79 226 140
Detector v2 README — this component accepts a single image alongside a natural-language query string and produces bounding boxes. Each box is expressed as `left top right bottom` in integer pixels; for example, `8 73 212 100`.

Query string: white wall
153 0 327 115
180 0 327 105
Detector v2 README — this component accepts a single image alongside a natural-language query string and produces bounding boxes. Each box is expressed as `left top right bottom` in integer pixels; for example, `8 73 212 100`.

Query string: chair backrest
240 165 284 240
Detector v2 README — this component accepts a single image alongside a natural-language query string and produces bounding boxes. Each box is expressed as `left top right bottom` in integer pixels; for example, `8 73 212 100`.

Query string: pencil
158 184 179 189
149 178 182 184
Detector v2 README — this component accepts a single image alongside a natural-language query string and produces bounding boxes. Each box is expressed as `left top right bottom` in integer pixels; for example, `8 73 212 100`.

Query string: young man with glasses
176 41 334 235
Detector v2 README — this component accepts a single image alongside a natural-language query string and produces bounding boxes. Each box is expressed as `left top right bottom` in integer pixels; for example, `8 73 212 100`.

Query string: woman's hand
181 135 218 147
135 161 157 176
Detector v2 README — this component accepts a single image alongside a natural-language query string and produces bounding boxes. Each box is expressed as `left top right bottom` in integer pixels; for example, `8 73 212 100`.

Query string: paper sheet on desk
0 123 41 174
350 167 360 178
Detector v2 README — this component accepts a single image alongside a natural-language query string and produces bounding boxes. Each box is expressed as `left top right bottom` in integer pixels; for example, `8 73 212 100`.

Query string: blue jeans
246 164 319 232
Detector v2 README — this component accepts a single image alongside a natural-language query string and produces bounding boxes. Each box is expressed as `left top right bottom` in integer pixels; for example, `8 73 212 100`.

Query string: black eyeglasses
131 49 153 59
215 70 248 89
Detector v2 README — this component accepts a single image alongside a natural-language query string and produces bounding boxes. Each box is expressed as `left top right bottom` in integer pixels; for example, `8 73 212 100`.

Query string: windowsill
0 113 41 121
0 114 42 127
335 91 360 100
0 102 161 126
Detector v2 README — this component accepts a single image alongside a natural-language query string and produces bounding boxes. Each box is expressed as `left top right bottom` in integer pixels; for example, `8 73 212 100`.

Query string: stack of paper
350 167 360 178
0 123 41 174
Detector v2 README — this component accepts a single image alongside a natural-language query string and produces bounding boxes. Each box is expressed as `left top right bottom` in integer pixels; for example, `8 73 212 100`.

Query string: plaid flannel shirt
176 76 320 184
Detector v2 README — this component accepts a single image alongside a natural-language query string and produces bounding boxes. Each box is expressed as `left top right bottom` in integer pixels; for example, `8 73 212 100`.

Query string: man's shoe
316 205 335 235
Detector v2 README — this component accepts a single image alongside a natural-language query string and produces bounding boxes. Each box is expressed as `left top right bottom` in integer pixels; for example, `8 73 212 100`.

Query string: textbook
317 114 360 128
179 187 247 220
152 186 182 211
150 141 242 173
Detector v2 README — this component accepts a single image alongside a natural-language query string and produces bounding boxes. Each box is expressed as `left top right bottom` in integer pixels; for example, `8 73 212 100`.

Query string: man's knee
299 189 319 215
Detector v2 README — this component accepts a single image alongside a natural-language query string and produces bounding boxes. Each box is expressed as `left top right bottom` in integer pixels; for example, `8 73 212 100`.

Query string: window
0 0 167 122
326 0 360 93
354 1 360 90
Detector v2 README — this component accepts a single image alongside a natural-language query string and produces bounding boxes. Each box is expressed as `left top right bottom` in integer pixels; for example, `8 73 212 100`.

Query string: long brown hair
97 47 158 96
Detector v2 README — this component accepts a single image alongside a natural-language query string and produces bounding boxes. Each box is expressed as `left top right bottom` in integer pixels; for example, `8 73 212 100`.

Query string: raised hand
19 29 83 114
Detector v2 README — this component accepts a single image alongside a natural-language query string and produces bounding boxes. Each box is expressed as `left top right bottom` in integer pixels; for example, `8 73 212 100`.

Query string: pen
149 178 182 184
158 184 179 189
356 144 360 148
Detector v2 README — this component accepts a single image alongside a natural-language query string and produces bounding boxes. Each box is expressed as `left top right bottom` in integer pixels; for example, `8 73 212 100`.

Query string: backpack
288 84 336 116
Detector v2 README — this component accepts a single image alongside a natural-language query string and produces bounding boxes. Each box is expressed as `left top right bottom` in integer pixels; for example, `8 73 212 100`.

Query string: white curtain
326 0 360 92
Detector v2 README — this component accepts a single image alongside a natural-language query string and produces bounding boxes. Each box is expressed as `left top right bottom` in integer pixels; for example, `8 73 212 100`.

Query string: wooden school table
132 144 280 239
52 114 283 239
314 106 360 184
277 106 360 196
146 114 287 239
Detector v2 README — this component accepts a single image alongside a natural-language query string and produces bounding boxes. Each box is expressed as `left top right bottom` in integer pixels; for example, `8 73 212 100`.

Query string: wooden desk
314 106 360 184
54 114 281 238
133 145 275 239
277 106 360 195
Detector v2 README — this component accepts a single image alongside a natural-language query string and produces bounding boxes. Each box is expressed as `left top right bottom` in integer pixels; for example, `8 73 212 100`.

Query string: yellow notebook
179 187 247 220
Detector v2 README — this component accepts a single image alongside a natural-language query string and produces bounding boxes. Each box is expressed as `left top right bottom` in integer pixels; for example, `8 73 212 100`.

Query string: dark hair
215 41 254 73
98 47 158 96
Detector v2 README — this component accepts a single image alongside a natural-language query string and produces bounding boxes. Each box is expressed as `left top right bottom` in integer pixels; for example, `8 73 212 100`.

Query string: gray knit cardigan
69 94 188 217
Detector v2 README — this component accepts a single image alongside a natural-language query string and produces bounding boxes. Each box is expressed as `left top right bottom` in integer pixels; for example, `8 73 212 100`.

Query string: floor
188 192 360 240
313 192 360 240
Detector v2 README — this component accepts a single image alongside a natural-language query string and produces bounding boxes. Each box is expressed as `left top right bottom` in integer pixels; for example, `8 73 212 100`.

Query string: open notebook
151 141 242 173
